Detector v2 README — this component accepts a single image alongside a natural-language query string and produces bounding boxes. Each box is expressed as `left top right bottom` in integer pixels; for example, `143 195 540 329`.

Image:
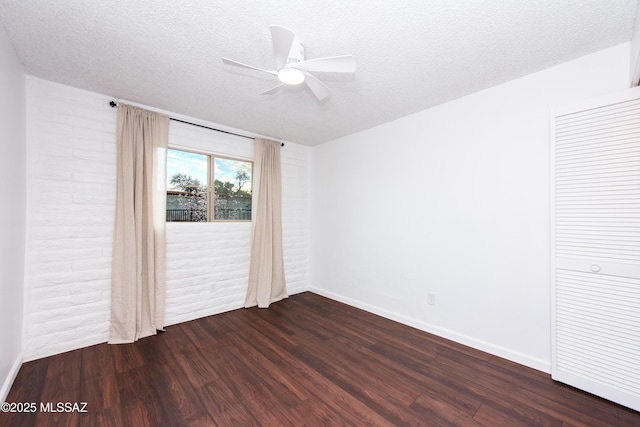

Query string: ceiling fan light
277 67 305 85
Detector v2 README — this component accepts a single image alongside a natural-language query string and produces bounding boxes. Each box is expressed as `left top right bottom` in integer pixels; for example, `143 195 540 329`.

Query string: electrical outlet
427 293 436 306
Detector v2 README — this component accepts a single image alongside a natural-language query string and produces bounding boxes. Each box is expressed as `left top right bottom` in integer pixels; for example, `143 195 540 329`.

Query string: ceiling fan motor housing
285 37 305 66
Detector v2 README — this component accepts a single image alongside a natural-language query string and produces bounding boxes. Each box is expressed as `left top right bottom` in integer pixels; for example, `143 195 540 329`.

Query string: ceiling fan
222 25 356 101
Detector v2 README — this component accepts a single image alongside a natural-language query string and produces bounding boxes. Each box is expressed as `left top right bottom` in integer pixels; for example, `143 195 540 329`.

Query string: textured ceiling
1 0 638 145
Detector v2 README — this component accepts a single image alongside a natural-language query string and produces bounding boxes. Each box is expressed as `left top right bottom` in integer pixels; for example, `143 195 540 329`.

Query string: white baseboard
1 353 23 404
309 287 550 374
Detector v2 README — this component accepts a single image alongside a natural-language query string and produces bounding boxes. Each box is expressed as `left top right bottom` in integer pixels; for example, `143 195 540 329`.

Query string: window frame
166 147 253 223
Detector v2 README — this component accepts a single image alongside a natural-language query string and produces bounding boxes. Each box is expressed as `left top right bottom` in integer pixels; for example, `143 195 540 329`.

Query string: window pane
213 158 252 221
166 149 209 222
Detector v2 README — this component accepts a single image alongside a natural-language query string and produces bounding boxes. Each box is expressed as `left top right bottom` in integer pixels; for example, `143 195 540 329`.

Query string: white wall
0 22 26 401
24 78 116 361
23 77 311 360
310 43 631 372
630 0 640 85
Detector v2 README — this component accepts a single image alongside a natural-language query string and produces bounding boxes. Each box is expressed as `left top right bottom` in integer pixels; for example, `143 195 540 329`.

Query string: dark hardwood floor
2 292 638 426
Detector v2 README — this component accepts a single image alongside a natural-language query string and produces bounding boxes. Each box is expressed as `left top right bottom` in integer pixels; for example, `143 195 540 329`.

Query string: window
166 148 252 222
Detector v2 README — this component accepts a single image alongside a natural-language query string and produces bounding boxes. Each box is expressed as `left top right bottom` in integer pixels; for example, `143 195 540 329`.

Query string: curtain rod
109 100 284 146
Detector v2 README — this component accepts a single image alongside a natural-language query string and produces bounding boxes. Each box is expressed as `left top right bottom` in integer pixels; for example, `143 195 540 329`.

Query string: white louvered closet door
551 87 640 412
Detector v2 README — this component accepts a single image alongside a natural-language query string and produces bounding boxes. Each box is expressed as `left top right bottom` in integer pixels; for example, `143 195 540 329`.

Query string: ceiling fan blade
222 57 277 76
259 84 285 95
304 73 332 101
294 55 356 73
270 25 295 69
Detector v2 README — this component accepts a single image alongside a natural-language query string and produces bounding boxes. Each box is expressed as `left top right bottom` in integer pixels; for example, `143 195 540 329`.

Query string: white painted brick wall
24 77 311 360
281 143 312 293
24 78 116 360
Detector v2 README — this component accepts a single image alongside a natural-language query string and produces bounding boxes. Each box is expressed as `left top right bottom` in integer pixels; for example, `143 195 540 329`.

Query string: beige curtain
109 104 169 343
245 138 287 308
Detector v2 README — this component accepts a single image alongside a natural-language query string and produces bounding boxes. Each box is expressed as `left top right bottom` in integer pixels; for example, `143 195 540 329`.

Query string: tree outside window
213 158 252 220
166 149 252 222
